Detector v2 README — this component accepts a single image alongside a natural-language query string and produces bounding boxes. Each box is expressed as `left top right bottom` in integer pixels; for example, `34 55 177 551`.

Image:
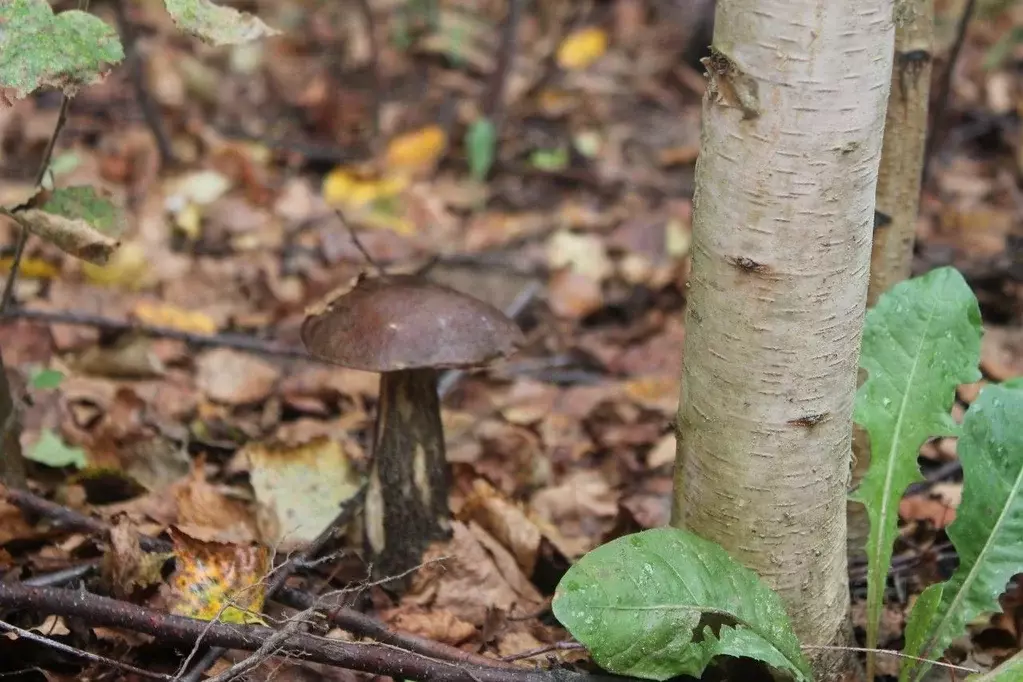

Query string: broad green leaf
901 385 1023 682
0 0 123 99
43 186 125 237
29 368 64 390
551 528 811 682
1001 377 1023 391
163 0 279 46
850 266 982 667
967 650 1023 681
27 429 86 469
466 118 496 181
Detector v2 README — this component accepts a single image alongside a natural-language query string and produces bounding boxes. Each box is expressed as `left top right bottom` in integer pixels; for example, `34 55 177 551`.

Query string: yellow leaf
384 125 447 174
0 257 59 280
556 27 608 70
81 241 153 290
132 301 218 335
165 528 270 625
322 168 407 208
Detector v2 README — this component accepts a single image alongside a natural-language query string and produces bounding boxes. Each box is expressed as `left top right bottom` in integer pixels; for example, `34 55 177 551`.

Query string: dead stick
0 583 611 682
2 487 515 671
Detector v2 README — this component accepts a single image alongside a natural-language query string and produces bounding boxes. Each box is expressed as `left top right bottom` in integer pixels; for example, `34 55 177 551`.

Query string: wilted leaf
165 527 270 624
26 429 87 469
100 516 172 599
163 0 280 46
243 436 364 549
173 461 258 544
556 27 608 70
0 0 124 98
458 479 541 576
552 528 811 682
901 385 1023 682
385 125 447 175
13 208 120 265
850 266 983 663
132 301 218 335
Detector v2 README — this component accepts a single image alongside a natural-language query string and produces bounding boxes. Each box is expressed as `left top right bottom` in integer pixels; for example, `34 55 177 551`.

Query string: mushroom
301 274 525 582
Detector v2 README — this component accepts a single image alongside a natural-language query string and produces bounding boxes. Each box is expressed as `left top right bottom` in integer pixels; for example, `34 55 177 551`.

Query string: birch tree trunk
670 2 894 679
849 0 934 564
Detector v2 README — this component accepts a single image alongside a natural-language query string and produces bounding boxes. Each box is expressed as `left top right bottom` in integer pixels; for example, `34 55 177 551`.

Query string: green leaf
42 186 125 237
29 368 64 390
850 266 982 665
967 650 1023 682
1001 377 1023 391
530 147 569 171
0 0 124 99
551 528 811 682
163 0 280 46
27 429 87 469
901 384 1023 682
466 119 496 181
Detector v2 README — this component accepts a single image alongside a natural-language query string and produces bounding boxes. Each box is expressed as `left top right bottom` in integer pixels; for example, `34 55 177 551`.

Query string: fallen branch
0 583 610 682
0 618 172 681
3 487 516 670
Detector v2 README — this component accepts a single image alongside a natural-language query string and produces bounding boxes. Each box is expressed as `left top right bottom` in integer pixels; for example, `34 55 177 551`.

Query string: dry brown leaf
0 497 37 545
530 470 619 558
459 479 542 577
172 461 258 543
980 327 1023 381
14 209 120 266
547 269 603 319
386 608 478 646
195 348 280 406
100 516 171 599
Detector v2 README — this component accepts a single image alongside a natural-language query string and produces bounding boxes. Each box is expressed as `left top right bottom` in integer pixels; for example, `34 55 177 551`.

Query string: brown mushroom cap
301 274 526 372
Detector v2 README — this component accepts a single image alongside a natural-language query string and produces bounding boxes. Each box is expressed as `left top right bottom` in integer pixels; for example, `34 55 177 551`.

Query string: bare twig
0 583 616 682
111 0 175 167
3 487 511 671
0 618 173 681
204 603 319 682
924 0 977 177
483 0 523 135
0 307 314 360
801 645 979 675
502 642 584 662
334 208 385 276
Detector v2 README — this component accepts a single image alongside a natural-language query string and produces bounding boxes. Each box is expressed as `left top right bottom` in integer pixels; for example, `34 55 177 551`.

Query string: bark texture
364 368 451 586
671 2 894 679
0 355 26 489
849 0 934 564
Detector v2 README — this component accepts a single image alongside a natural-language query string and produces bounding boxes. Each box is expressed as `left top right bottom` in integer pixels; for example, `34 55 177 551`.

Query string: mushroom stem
364 367 452 585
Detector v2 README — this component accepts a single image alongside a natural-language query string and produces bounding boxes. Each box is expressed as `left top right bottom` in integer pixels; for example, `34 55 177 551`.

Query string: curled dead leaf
13 208 119 265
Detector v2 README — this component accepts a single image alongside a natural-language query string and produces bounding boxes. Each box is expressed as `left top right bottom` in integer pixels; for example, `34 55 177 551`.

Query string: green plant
552 265 1023 682
465 118 497 181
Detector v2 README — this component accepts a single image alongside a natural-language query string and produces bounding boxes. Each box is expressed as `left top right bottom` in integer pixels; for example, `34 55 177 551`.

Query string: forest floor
1 1 1022 681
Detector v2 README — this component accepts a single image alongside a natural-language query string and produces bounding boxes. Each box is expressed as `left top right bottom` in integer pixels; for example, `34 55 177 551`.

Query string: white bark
671 2 894 678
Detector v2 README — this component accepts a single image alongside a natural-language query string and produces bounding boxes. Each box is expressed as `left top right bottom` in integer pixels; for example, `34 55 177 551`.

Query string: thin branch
0 307 315 361
0 583 616 682
334 208 385 276
501 642 584 662
0 618 173 681
483 0 523 134
924 0 977 177
801 645 979 675
111 0 175 167
2 487 515 671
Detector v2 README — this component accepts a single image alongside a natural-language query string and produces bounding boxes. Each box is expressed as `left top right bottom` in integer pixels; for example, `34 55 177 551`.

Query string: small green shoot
466 119 497 181
27 429 87 469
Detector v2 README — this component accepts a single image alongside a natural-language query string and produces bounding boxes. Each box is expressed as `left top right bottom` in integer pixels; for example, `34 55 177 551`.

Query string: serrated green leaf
967 650 1023 682
27 429 87 469
466 119 496 181
551 528 811 682
850 266 983 669
29 368 64 390
0 0 123 99
163 0 280 46
42 186 125 237
901 384 1023 682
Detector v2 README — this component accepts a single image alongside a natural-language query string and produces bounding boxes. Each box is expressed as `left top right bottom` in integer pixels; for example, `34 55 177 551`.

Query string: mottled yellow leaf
165 528 270 625
132 301 218 335
384 125 447 174
556 27 608 70
322 168 407 208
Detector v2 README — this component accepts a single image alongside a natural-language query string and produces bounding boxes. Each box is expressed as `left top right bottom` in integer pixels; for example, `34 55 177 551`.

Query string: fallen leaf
132 301 218 334
322 167 407 208
164 527 270 624
385 126 448 176
243 436 364 549
529 470 619 558
547 269 603 319
385 608 477 646
546 230 613 281
25 429 87 469
898 494 957 528
458 479 542 577
0 497 37 545
82 240 155 289
646 432 676 469
195 348 280 406
30 615 69 637
173 461 258 543
100 515 172 599
556 27 608 70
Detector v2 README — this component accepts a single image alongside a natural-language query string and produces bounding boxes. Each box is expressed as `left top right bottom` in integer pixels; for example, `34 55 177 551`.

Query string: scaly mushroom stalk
365 367 452 582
